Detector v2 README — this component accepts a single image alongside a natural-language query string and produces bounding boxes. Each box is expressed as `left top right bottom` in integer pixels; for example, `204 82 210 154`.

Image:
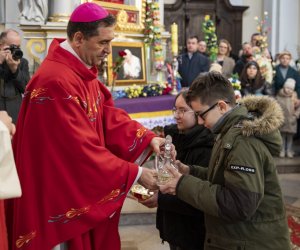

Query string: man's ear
218 100 229 114
73 31 85 47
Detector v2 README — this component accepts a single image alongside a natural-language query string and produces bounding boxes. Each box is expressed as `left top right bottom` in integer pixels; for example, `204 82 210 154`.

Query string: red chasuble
7 39 156 250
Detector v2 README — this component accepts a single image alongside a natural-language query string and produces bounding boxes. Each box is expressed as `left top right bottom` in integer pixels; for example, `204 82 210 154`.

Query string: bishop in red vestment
7 3 163 250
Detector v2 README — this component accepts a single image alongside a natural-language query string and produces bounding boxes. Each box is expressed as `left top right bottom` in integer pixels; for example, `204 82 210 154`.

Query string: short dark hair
186 72 236 106
67 14 116 40
187 36 199 42
251 33 260 39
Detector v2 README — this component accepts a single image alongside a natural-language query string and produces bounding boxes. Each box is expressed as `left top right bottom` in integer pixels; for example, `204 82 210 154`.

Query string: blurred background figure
233 42 254 77
273 51 300 98
216 39 235 78
239 61 272 96
0 29 30 123
276 78 300 158
178 36 210 87
198 40 208 57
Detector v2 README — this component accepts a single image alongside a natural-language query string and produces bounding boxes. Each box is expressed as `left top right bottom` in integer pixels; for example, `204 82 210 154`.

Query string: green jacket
176 95 291 250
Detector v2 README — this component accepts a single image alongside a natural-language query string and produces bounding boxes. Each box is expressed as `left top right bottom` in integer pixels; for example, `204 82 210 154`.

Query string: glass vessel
156 135 177 185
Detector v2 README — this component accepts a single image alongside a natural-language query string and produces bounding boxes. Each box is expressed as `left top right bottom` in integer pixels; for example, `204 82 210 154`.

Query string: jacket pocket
205 233 246 250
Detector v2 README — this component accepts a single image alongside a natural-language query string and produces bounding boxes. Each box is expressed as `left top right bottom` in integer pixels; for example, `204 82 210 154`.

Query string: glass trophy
156 135 177 185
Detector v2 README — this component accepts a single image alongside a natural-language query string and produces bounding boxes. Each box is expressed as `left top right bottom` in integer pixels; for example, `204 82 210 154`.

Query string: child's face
284 87 294 95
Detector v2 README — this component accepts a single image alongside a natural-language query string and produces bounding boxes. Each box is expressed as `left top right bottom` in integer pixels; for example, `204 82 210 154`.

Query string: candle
171 23 178 56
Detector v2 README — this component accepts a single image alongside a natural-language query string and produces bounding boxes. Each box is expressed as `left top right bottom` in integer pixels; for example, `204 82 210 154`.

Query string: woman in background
239 60 272 96
216 39 235 78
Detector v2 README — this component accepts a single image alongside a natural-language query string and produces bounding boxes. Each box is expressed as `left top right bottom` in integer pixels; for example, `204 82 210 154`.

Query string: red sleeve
100 83 156 163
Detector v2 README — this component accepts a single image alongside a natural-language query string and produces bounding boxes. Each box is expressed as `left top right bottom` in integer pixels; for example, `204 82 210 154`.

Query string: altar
114 95 175 129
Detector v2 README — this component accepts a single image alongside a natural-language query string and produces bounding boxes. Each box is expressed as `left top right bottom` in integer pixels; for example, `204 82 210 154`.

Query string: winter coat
157 124 214 250
0 58 30 123
276 88 300 134
240 79 273 96
176 96 290 250
273 65 300 97
178 52 210 87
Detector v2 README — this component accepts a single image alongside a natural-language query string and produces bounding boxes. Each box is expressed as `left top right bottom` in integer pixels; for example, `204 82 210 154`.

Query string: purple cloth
114 95 175 113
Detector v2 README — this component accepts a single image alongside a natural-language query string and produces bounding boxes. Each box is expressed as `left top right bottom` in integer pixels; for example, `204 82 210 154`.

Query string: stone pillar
48 0 73 23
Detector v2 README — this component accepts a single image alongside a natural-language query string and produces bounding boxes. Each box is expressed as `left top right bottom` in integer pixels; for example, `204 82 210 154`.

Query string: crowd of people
0 2 298 250
177 34 300 159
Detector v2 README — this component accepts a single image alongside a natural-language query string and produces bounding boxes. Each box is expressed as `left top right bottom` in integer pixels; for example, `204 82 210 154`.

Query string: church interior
1 0 300 249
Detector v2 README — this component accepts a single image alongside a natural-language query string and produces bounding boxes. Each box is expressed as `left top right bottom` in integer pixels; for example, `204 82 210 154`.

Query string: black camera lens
9 45 23 60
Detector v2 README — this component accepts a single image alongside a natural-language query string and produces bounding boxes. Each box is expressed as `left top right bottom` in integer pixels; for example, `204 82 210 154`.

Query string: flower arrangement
229 73 242 99
124 84 143 99
144 0 164 71
141 83 165 97
254 11 270 52
228 73 241 91
113 83 168 100
202 15 218 62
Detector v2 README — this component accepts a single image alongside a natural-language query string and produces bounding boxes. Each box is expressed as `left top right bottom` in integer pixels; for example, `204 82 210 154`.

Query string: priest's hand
159 166 182 196
150 137 177 160
138 167 158 191
139 191 158 208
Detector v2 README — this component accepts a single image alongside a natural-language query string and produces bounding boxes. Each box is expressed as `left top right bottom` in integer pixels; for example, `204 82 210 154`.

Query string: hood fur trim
237 95 284 136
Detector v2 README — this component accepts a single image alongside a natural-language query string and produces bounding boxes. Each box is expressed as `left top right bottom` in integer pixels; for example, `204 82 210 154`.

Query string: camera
5 45 23 60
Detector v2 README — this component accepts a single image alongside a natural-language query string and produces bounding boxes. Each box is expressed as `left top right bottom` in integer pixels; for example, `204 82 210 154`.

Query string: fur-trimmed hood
237 95 284 136
235 95 284 156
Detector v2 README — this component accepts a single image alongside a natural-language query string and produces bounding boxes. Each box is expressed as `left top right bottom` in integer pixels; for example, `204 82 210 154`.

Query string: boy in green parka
160 72 291 250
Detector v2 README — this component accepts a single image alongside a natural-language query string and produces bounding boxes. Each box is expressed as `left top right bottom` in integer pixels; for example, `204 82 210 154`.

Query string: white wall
277 0 299 59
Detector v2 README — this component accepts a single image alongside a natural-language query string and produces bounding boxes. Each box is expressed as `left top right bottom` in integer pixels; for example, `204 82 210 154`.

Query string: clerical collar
60 40 92 69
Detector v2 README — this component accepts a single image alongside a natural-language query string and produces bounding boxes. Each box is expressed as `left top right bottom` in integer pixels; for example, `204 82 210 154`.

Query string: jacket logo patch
229 165 256 174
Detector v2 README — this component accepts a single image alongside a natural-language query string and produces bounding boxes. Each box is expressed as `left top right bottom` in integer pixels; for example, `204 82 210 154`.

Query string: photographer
0 29 30 123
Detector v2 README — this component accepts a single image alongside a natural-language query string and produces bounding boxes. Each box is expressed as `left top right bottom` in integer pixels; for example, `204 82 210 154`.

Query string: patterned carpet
286 204 300 249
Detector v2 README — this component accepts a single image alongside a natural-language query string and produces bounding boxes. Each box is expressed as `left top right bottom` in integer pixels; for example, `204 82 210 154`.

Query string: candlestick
171 23 178 56
170 56 178 95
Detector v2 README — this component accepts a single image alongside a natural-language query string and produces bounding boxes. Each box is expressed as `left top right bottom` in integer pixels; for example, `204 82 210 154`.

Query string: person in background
276 78 300 158
273 50 300 97
198 40 209 57
239 61 272 96
160 71 290 250
141 90 214 250
0 29 30 123
0 111 21 250
233 42 254 77
6 3 168 250
216 39 235 78
178 36 210 87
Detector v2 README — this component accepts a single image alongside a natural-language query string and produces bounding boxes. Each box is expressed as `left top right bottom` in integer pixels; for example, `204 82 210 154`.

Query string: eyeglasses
194 103 219 120
172 108 194 118
194 101 230 120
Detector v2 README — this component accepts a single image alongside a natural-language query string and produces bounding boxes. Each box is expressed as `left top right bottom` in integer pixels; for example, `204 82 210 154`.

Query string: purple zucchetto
70 2 109 23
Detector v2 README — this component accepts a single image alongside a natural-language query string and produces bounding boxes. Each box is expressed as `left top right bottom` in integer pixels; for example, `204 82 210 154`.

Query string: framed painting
107 42 146 85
